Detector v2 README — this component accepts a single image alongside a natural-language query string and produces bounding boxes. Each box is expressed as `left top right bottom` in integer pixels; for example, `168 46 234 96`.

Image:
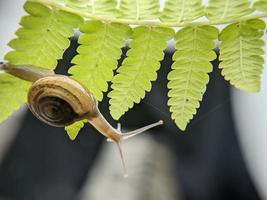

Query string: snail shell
28 75 98 127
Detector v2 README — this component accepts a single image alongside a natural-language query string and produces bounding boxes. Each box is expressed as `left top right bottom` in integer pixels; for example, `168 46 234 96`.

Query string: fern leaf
109 27 174 120
168 26 218 131
66 0 118 17
119 0 159 20
0 73 30 122
254 0 267 11
69 21 131 101
219 19 266 92
161 0 204 22
206 0 253 21
4 1 83 69
65 120 86 140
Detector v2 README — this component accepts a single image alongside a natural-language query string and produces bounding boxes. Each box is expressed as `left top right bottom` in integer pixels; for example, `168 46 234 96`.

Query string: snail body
1 63 54 82
0 62 163 176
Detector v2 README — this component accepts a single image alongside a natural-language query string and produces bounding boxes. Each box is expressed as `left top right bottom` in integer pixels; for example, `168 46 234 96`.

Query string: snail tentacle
106 120 164 142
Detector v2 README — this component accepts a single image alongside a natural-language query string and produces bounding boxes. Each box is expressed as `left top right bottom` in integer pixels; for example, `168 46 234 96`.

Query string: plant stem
30 0 267 27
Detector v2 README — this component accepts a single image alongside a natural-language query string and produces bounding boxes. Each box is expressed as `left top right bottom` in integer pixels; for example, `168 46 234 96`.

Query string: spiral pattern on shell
28 75 98 127
35 96 77 126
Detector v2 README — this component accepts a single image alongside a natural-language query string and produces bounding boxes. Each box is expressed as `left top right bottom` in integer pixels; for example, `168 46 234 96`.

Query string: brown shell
28 75 98 127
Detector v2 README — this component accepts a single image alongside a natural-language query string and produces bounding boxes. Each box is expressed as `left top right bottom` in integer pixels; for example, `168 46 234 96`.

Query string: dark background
0 39 260 200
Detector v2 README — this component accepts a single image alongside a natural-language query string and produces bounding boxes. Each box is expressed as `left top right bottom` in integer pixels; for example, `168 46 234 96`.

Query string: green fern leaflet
168 26 218 131
0 73 30 122
219 19 266 92
5 1 83 69
109 27 174 120
66 0 118 17
119 0 159 20
65 120 86 140
161 0 204 22
69 21 131 101
206 0 253 21
254 0 267 11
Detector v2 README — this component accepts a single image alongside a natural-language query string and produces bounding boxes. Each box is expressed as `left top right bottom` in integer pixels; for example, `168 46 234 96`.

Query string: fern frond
168 26 218 131
0 74 30 122
219 19 266 92
4 1 83 69
161 0 204 22
69 21 131 101
206 0 253 21
108 27 174 120
254 0 267 11
66 0 118 17
119 0 159 20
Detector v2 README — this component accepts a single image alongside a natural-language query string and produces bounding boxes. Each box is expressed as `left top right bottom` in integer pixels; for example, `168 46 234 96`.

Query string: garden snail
0 62 163 176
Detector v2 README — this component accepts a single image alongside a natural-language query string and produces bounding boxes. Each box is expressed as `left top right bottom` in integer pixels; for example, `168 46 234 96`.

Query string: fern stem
30 0 267 27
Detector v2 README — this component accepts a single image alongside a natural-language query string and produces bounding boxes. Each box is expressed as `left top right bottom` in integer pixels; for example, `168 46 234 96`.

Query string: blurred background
0 0 267 200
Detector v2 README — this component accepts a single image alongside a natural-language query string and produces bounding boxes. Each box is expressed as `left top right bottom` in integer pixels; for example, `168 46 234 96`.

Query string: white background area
0 0 267 199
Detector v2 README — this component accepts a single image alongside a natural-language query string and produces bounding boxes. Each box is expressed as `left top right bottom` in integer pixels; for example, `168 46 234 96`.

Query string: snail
0 62 163 177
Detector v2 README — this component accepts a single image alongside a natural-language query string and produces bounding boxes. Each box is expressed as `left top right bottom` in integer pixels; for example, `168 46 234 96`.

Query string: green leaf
168 26 218 131
0 73 31 122
119 0 159 20
65 120 86 140
161 0 204 22
254 0 267 11
206 0 253 21
109 26 174 120
66 0 118 17
69 21 131 101
219 19 266 92
4 1 83 69
66 0 88 8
